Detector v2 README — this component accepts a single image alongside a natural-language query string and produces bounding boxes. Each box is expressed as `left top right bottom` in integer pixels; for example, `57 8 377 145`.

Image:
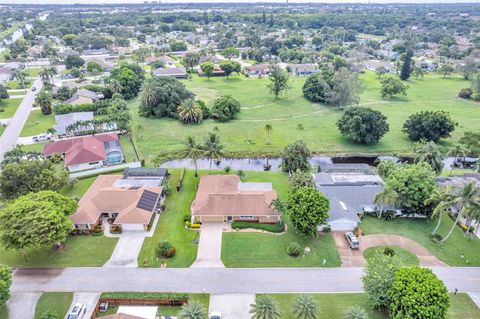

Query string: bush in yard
402 110 456 142
343 306 368 319
287 187 329 237
336 107 389 144
211 95 241 122
383 247 395 257
156 241 176 258
388 267 449 319
0 264 12 307
39 311 59 319
281 141 311 173
458 88 473 99
287 242 302 257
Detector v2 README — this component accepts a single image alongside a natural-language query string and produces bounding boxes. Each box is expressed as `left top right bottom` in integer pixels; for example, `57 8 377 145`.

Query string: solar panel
136 190 160 211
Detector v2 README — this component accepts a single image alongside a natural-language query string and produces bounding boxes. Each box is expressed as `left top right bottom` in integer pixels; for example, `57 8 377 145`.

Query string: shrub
344 306 368 319
231 221 285 233
287 242 302 257
110 225 122 234
458 88 473 99
336 107 389 144
190 223 201 229
211 95 241 122
156 241 176 258
402 110 456 142
183 214 192 223
383 247 395 257
431 233 443 242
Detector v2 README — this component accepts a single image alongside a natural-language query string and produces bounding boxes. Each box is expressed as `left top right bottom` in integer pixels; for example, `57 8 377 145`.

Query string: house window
240 216 255 220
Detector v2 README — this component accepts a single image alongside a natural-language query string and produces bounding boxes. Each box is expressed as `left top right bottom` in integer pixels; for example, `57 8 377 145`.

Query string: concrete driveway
67 292 100 319
6 292 41 319
333 232 446 267
104 232 145 267
209 294 255 319
191 223 226 268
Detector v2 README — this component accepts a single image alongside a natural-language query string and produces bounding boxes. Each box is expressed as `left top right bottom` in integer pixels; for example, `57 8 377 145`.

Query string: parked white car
209 311 222 319
66 303 86 319
32 133 52 143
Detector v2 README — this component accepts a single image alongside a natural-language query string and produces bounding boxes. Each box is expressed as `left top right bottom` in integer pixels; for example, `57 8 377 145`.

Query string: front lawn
361 216 480 266
221 171 341 268
19 110 54 137
260 293 480 319
0 98 22 119
34 292 73 319
0 235 117 267
363 246 419 266
0 305 7 319
5 80 31 90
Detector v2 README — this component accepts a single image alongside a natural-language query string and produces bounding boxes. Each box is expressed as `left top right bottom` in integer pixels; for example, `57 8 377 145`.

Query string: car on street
344 232 360 249
31 86 36 91
209 311 222 319
67 303 87 319
32 133 52 143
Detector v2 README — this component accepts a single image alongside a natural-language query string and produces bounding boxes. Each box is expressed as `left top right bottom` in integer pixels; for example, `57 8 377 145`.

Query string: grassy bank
34 292 73 319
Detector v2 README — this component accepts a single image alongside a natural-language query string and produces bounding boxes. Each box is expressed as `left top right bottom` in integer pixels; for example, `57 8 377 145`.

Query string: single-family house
0 67 12 83
64 89 104 105
191 175 280 224
289 63 320 76
53 112 94 137
152 66 187 79
243 64 271 77
42 133 124 172
198 64 225 77
72 174 164 231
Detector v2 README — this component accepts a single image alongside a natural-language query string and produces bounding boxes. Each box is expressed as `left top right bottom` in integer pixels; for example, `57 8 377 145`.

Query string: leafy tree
12 69 28 90
380 77 408 100
177 99 203 124
35 90 53 115
412 66 424 79
287 186 329 237
326 67 363 107
376 160 398 179
108 62 144 99
472 74 480 101
374 186 398 219
178 300 207 319
183 52 200 71
362 252 401 310
336 107 389 144
139 76 194 118
87 61 103 74
200 61 214 79
439 64 455 78
293 294 319 319
267 64 291 99
0 264 12 307
375 66 388 78
1 147 44 165
388 267 449 319
250 296 281 319
0 84 9 99
289 169 315 189
203 132 224 173
281 141 311 173
219 60 241 78
413 141 445 174
399 49 413 80
211 95 241 122
302 71 332 103
0 159 69 200
402 110 456 142
384 162 438 216
461 56 476 80
220 47 240 60
170 40 188 52
0 191 77 254
344 306 368 319
64 53 84 69
459 131 480 155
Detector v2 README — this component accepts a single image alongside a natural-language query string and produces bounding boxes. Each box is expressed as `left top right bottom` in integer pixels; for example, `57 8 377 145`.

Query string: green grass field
0 305 7 319
5 80 32 90
260 293 480 319
361 216 480 266
363 246 420 266
34 292 73 319
127 71 480 164
20 110 54 137
0 98 22 119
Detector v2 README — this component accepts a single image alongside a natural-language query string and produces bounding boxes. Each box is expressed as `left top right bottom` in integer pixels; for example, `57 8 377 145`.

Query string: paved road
11 267 480 294
6 292 41 319
0 77 42 162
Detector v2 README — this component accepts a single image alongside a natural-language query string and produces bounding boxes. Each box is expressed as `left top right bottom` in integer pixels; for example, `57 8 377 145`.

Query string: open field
127 71 480 164
260 293 480 319
34 292 73 319
0 98 22 119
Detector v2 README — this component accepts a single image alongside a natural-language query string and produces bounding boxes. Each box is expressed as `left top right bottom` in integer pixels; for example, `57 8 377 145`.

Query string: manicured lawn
34 292 73 319
61 175 97 198
128 72 480 164
222 171 341 268
20 110 54 137
361 216 480 266
19 142 44 152
0 235 117 267
0 98 22 118
260 293 480 319
120 135 140 163
5 79 32 90
0 305 7 319
0 124 5 137
363 246 419 266
25 67 42 78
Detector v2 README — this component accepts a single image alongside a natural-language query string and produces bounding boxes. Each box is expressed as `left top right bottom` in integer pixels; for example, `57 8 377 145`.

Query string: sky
1 0 478 4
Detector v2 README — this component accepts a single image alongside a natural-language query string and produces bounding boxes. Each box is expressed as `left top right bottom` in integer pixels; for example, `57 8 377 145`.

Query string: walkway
209 294 255 319
333 233 446 267
191 223 226 268
69 161 141 178
104 232 146 268
6 292 41 319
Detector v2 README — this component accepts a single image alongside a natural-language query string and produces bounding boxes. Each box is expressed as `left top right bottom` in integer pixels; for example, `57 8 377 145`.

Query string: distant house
27 45 43 59
64 89 104 105
198 64 226 77
243 64 271 77
363 60 395 73
191 175 280 224
289 63 319 76
2 62 22 71
72 174 164 231
0 67 12 83
377 49 400 60
83 56 114 71
315 163 384 231
111 46 132 56
42 133 124 172
152 66 187 79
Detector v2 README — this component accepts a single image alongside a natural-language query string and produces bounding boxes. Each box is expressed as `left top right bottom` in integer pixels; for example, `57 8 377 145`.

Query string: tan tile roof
192 175 278 217
72 175 162 225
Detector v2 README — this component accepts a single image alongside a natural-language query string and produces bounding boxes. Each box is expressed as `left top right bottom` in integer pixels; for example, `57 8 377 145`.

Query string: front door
227 216 233 223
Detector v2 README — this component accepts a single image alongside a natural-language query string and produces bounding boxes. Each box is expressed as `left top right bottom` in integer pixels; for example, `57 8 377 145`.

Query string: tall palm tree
297 124 304 141
447 144 467 175
39 67 51 88
110 78 124 94
425 187 455 236
413 141 445 175
35 90 52 115
178 99 203 124
270 198 286 216
48 66 58 86
203 132 224 173
178 300 207 319
138 79 158 114
12 69 28 91
250 296 281 319
265 123 272 145
184 136 203 177
374 186 398 219
293 294 319 319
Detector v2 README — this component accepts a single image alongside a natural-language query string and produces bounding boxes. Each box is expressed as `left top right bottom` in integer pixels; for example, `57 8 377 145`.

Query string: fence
91 297 188 318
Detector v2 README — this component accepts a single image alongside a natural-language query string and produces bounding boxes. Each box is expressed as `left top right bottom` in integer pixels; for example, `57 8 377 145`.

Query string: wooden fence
91 297 188 318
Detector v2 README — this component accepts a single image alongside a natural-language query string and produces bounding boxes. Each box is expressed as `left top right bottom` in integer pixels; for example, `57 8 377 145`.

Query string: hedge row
232 221 285 233
100 292 189 300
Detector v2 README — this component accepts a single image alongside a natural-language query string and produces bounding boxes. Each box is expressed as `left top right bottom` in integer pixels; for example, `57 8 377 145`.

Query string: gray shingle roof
53 112 94 135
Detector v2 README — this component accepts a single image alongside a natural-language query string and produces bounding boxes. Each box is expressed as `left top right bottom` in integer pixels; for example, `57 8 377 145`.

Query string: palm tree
250 296 281 319
265 123 273 145
184 136 203 177
110 78 124 94
39 67 52 88
48 66 58 86
425 187 455 236
178 99 203 124
139 79 158 113
297 123 304 141
35 90 53 115
293 294 319 319
344 306 368 319
178 300 207 319
447 144 467 175
12 69 28 91
413 141 445 175
203 132 224 173
236 169 245 181
270 198 286 217
374 186 398 219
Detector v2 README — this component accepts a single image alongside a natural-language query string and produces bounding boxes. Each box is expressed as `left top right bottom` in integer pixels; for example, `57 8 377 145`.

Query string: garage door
201 216 224 223
121 224 145 231
330 221 356 232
